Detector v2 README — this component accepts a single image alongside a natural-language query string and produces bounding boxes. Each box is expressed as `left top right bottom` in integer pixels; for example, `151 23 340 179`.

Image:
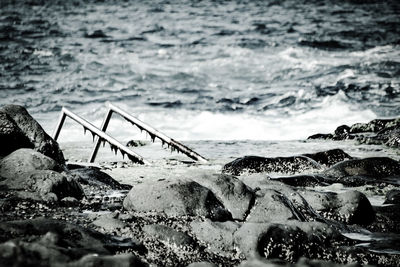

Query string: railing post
52 109 66 141
88 108 113 163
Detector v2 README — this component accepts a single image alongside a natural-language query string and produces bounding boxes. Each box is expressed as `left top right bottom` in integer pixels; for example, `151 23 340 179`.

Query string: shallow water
1 0 399 140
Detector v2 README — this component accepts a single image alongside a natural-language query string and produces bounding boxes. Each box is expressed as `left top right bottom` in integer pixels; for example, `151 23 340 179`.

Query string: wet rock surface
123 178 232 221
222 155 322 176
1 109 400 266
308 117 400 149
0 149 82 202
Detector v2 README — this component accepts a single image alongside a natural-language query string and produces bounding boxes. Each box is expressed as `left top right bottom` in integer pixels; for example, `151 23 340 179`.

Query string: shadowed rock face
191 173 255 221
0 218 146 267
0 105 65 164
0 111 33 157
222 156 322 176
123 178 232 221
68 166 132 190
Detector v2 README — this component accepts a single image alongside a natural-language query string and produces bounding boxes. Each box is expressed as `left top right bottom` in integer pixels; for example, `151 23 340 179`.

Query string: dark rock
191 173 255 220
239 257 368 266
350 118 400 134
360 126 400 148
0 218 145 260
300 190 375 225
0 104 65 164
272 174 328 187
0 111 33 157
333 125 351 140
126 140 148 147
68 166 132 190
190 219 241 256
233 221 348 259
222 156 322 176
143 224 195 247
123 179 232 221
323 157 400 181
63 253 148 267
85 29 108 38
302 149 353 167
384 189 400 204
307 133 333 140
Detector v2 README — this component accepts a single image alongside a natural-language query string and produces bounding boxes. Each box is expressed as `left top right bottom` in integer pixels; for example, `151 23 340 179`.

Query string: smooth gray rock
143 224 194 247
123 178 232 221
246 189 305 223
323 157 400 180
222 155 322 176
1 105 65 164
0 148 63 179
191 173 255 220
0 149 79 202
0 111 33 157
190 219 241 256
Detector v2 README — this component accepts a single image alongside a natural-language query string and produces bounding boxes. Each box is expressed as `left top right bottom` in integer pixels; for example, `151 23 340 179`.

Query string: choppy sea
1 0 399 160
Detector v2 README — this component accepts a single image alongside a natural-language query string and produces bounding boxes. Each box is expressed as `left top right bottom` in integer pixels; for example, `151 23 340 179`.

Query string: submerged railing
52 103 207 164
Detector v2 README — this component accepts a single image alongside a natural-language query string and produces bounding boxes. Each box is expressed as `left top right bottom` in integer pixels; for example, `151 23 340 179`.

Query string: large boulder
123 178 232 221
233 221 348 260
0 148 63 179
0 111 33 157
0 105 65 164
3 170 83 202
0 149 82 202
222 156 322 176
300 190 375 225
191 173 255 220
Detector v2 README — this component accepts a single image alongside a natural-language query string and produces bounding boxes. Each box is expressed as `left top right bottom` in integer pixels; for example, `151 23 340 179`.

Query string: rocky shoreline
1 105 400 267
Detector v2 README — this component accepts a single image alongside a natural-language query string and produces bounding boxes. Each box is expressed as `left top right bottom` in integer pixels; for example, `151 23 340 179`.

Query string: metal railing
52 107 149 164
52 103 207 164
89 103 208 163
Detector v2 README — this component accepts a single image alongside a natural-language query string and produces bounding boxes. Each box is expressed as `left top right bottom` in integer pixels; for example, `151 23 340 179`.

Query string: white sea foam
50 96 376 142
